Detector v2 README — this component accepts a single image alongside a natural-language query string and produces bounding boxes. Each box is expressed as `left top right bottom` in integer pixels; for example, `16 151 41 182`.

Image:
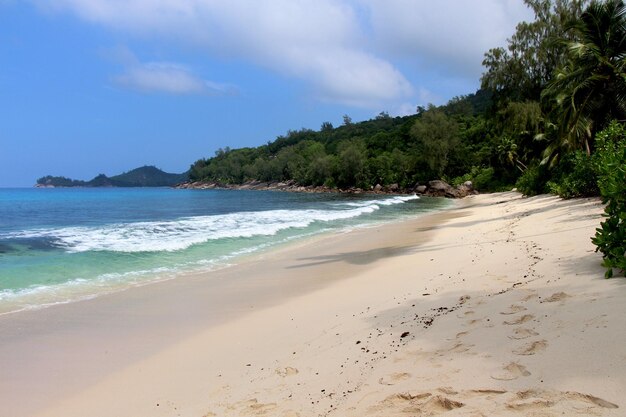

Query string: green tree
246 157 272 181
307 155 337 186
337 140 369 188
482 0 588 103
276 146 306 181
410 108 460 178
369 152 394 185
496 136 528 172
320 121 334 132
293 141 327 184
542 0 626 157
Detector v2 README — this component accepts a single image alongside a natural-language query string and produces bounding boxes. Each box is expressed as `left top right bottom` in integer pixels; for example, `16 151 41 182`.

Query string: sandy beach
1 191 624 417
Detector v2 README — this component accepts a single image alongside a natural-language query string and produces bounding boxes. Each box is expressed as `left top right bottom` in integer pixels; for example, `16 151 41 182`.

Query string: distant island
36 166 189 188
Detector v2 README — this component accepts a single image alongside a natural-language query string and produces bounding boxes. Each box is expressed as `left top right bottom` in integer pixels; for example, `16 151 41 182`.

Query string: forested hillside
189 92 500 191
37 166 189 187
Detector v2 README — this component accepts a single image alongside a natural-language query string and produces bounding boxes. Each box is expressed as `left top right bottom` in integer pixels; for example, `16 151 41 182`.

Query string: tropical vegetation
591 122 626 277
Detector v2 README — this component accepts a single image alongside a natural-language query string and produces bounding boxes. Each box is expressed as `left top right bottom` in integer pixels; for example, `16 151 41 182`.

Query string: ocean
0 188 450 315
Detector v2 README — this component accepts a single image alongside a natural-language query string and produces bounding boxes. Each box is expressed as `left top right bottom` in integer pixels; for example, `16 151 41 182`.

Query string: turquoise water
0 188 449 314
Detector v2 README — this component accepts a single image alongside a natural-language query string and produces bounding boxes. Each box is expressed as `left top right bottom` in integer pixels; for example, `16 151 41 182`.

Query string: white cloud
101 46 236 95
35 0 413 106
114 62 234 95
362 0 533 78
391 102 418 117
34 0 532 106
299 49 413 106
390 86 444 116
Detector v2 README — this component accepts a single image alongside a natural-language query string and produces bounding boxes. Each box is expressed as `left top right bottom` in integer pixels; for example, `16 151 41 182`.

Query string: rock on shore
175 179 477 198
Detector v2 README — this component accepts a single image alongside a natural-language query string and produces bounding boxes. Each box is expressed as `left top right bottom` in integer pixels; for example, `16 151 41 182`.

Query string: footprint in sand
506 398 553 411
378 372 411 386
470 389 508 395
275 367 299 377
506 389 619 412
420 396 465 414
564 391 619 409
374 392 464 414
248 402 278 414
237 399 278 415
508 327 539 340
503 314 534 325
437 387 459 395
491 362 531 380
370 387 619 415
542 291 571 303
374 392 431 413
513 339 547 356
467 389 509 402
435 342 473 357
457 310 475 319
500 304 527 315
520 291 538 302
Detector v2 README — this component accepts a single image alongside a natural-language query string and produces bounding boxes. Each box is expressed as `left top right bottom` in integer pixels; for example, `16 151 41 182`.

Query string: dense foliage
190 94 503 191
592 122 626 277
187 0 625 276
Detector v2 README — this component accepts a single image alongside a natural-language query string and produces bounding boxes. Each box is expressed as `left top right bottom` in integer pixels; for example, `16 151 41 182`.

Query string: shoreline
2 192 624 416
175 178 477 198
0 194 451 317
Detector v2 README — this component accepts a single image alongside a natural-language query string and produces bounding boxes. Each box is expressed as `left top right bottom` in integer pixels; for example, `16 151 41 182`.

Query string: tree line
190 94 497 191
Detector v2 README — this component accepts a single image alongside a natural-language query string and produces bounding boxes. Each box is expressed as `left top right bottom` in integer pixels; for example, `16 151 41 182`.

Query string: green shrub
547 151 599 198
451 166 494 191
450 173 471 187
473 167 495 190
591 122 626 278
515 164 549 196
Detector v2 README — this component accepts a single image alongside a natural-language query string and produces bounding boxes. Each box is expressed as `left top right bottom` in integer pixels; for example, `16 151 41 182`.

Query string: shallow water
0 187 449 314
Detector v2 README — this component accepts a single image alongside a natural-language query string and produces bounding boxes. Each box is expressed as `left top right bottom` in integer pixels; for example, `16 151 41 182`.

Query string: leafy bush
450 174 468 187
546 151 599 198
451 166 495 191
591 122 626 278
473 167 496 190
515 164 549 196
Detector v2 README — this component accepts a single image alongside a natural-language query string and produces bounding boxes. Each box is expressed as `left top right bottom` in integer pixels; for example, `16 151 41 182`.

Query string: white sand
2 192 623 417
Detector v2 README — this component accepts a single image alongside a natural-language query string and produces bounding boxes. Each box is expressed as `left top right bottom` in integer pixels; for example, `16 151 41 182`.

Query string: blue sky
0 0 532 187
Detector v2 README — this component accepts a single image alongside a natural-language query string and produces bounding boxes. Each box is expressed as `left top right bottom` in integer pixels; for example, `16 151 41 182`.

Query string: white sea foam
338 194 419 208
0 267 172 303
0 267 177 315
7 196 418 253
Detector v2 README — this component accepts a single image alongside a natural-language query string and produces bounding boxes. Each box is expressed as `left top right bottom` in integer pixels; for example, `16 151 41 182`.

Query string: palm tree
496 136 528 172
542 0 626 158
